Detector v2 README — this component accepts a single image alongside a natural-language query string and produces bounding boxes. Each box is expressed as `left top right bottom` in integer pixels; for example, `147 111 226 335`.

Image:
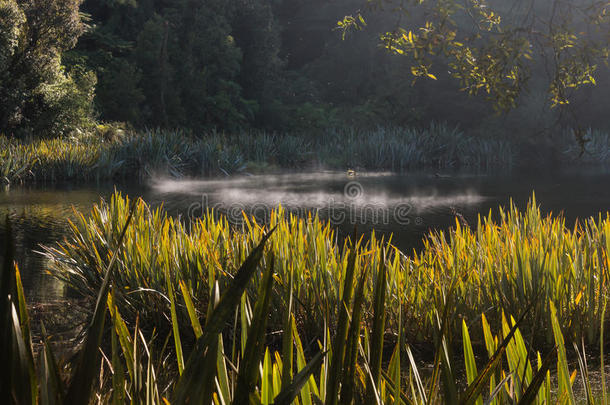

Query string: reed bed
317 124 515 171
3 125 610 186
43 192 610 348
1 124 516 185
0 135 103 183
5 197 610 404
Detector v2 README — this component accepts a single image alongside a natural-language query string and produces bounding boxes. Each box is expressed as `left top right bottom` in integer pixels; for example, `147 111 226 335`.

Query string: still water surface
1 168 609 302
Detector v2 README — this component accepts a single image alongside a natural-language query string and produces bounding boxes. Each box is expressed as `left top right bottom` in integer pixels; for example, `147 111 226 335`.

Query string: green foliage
2 0 608 135
7 196 610 403
318 124 515 170
345 0 610 114
0 0 95 137
3 123 610 186
43 192 610 351
75 0 275 131
1 211 326 404
94 59 144 124
4 194 610 403
2 212 330 404
0 125 521 185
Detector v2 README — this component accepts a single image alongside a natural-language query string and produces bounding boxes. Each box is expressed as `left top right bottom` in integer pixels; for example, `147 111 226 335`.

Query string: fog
151 172 486 215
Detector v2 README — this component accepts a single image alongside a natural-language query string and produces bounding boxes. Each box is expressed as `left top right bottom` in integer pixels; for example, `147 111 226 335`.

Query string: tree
75 0 261 131
340 0 609 126
0 0 95 137
232 0 283 128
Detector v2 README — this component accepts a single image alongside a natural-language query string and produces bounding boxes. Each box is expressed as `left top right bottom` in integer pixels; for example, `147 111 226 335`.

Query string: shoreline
2 124 608 187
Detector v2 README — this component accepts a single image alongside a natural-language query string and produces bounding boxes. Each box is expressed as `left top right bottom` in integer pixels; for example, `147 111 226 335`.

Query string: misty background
71 0 609 141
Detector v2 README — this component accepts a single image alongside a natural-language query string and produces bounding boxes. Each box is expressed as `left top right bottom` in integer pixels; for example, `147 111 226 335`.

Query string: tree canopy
0 0 608 137
340 0 609 112
0 0 95 137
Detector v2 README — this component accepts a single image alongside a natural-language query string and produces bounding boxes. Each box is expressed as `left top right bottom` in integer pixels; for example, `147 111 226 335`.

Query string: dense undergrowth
0 124 523 185
3 125 609 186
43 192 610 348
2 192 609 403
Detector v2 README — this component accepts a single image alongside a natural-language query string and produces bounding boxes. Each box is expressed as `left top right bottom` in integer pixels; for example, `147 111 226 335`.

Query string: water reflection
0 186 122 300
1 169 610 301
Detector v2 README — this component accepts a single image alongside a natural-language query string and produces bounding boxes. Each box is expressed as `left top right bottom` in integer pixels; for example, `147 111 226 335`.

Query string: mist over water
3 168 610 300
143 169 610 243
150 172 486 213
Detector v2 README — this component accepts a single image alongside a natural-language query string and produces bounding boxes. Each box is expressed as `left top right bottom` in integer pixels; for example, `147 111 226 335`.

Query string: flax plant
4 200 610 403
43 192 610 347
1 123 521 186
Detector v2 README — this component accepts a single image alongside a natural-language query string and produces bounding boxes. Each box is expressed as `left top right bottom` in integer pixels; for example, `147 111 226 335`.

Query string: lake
1 167 610 302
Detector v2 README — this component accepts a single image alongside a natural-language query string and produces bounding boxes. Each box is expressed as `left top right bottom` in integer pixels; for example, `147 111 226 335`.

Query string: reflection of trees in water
0 209 90 352
0 186 145 304
0 207 75 301
0 186 117 300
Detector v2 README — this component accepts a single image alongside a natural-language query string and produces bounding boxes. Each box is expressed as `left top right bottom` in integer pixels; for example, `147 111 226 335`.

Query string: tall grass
2 212 325 404
410 195 610 344
6 204 610 403
1 124 517 185
318 124 515 171
0 135 103 183
4 125 610 185
43 192 610 349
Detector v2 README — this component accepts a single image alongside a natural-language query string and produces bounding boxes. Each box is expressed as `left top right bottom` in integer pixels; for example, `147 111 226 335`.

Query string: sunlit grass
6 194 610 403
3 125 610 186
43 192 610 348
1 124 519 185
0 135 102 183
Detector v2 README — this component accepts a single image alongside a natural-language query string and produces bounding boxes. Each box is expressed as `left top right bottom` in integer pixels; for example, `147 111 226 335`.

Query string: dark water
1 168 610 302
